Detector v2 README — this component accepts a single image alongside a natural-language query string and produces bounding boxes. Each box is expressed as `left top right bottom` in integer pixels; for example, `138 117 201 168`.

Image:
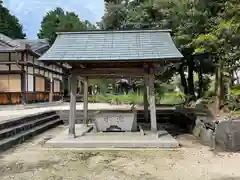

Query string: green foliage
0 3 25 38
192 0 240 109
225 84 240 111
89 92 184 105
157 92 185 104
38 7 96 44
101 0 240 107
193 0 240 71
89 93 143 104
230 85 240 96
194 75 212 96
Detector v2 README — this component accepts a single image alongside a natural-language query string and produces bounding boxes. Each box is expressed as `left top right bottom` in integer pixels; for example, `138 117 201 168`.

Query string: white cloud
3 0 104 38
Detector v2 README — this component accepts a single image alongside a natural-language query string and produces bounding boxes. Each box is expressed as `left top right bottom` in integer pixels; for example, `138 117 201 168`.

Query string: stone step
0 111 57 131
0 111 63 152
0 114 58 141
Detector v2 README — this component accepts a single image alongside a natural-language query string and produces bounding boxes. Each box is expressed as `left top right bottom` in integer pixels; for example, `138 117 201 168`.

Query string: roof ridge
32 44 50 51
57 29 172 35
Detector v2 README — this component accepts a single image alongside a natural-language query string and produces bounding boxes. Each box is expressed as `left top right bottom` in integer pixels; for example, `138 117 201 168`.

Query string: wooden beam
149 68 157 132
0 61 25 65
68 73 77 138
0 70 22 74
85 75 142 79
25 62 65 76
74 68 146 76
83 76 88 125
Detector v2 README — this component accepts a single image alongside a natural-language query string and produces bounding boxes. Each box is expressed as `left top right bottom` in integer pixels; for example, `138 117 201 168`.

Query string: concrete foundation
45 124 179 148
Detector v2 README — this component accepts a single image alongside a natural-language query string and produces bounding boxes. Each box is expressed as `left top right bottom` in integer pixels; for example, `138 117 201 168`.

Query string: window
35 76 45 91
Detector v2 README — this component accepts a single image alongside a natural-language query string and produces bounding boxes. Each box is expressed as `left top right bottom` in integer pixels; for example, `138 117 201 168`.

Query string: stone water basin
94 108 137 132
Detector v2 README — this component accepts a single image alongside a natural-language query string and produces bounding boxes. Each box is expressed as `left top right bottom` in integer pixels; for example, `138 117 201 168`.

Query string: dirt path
0 126 240 180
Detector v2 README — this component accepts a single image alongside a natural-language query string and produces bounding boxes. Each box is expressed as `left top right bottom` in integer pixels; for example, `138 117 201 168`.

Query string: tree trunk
187 56 196 101
224 76 230 102
234 70 240 84
215 62 224 111
178 64 188 95
198 65 203 98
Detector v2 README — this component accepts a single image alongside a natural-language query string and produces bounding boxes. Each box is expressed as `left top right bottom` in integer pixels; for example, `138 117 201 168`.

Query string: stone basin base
45 124 179 149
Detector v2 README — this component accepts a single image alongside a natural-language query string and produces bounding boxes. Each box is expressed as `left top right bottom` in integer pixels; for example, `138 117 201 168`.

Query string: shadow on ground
210 177 240 180
137 109 195 137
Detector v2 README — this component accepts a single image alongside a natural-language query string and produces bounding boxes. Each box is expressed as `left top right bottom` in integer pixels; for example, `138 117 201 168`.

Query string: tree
38 8 64 44
193 0 240 109
0 1 25 38
38 7 96 44
101 0 240 109
102 0 210 101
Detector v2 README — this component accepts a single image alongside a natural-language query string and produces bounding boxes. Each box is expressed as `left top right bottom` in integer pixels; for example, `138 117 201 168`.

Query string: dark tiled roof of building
0 33 26 52
15 39 50 56
0 33 49 56
39 29 183 62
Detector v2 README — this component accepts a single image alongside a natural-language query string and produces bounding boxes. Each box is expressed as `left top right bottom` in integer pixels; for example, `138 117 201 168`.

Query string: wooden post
79 79 82 94
68 76 71 96
49 78 53 102
83 76 88 125
20 52 26 105
149 68 157 132
129 76 132 92
144 76 149 122
20 72 26 104
68 73 77 138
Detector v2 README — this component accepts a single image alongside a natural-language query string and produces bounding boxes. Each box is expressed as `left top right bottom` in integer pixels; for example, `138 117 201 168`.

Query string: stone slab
45 124 179 148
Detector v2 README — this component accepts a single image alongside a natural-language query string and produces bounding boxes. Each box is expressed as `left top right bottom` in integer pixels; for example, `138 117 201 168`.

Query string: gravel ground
1 126 240 180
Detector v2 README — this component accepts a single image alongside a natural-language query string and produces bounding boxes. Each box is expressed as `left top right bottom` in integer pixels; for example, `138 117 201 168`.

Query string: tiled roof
0 33 26 52
0 33 49 56
15 39 50 55
0 33 22 48
39 29 183 61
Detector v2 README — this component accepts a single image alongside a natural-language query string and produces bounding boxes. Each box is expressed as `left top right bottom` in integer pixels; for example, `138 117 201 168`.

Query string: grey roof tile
0 33 21 48
0 33 49 56
39 30 183 61
16 39 50 55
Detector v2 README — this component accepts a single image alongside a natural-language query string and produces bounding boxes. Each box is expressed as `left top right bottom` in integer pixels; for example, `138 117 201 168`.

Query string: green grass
89 93 143 104
157 92 184 104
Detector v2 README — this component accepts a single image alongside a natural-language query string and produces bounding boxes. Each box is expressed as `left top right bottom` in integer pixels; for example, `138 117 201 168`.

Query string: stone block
215 119 240 151
192 118 204 137
199 126 214 147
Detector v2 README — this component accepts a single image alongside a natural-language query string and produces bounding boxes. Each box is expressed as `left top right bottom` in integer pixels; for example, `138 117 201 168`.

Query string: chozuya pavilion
39 29 183 148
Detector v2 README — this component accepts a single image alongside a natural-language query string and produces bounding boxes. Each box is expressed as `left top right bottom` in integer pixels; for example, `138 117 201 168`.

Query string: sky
3 0 104 39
